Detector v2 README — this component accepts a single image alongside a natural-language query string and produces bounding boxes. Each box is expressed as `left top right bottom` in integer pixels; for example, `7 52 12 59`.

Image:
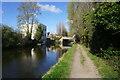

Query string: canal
2 45 68 78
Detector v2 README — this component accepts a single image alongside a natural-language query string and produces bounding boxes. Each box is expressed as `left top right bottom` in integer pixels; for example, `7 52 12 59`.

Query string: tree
56 23 62 36
34 24 43 40
62 23 68 36
67 2 95 43
90 2 120 54
2 24 22 48
56 22 68 36
67 2 76 36
17 2 40 40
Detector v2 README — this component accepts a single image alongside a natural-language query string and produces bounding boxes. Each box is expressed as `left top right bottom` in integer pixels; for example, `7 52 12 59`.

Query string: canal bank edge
42 44 77 78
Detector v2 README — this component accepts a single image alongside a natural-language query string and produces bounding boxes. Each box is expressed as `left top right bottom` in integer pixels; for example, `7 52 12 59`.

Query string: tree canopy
34 24 43 40
67 2 95 43
56 22 68 36
91 2 120 53
2 25 22 48
17 2 40 40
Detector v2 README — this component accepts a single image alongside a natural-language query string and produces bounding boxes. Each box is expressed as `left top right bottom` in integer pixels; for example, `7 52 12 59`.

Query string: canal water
2 46 68 78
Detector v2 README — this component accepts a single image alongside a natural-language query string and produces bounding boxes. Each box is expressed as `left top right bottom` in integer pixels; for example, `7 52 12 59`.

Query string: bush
90 2 120 53
2 25 23 48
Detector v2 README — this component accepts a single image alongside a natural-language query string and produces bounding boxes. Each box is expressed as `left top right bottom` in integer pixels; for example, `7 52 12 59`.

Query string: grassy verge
81 44 118 79
42 44 77 78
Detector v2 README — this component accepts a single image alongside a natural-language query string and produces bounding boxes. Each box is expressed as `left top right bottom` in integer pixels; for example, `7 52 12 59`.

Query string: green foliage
67 2 119 78
34 24 43 40
89 3 120 78
2 25 22 48
94 2 120 31
83 10 94 37
90 2 120 54
82 44 118 78
67 2 95 43
88 53 118 79
67 2 77 36
102 48 119 71
42 45 77 78
53 36 61 40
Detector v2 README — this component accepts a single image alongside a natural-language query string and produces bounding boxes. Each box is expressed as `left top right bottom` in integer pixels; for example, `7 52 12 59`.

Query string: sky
2 2 69 33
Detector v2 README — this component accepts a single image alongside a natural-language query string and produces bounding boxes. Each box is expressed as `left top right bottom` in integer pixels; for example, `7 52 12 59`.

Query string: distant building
47 32 57 38
20 24 47 40
41 24 47 40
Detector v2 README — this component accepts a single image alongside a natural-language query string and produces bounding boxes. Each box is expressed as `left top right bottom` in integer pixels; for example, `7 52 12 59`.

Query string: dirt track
70 44 101 78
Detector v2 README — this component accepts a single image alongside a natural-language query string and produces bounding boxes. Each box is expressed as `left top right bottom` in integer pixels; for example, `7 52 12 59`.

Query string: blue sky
2 2 69 33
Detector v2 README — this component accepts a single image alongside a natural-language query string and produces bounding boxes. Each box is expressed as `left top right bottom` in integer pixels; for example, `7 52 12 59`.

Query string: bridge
59 35 75 47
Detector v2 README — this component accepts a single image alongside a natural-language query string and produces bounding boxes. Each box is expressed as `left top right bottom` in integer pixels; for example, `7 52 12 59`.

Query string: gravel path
70 44 101 78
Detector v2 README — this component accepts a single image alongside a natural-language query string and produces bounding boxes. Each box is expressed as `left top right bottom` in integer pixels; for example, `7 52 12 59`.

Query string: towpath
70 44 101 78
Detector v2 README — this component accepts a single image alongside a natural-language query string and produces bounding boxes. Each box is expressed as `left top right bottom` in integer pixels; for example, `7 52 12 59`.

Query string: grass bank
81 44 118 79
42 44 77 78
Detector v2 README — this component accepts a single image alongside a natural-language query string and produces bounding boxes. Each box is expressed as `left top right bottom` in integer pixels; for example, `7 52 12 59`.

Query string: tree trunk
30 17 34 40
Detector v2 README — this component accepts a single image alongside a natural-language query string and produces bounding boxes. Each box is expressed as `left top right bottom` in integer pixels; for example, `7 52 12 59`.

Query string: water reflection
2 46 68 78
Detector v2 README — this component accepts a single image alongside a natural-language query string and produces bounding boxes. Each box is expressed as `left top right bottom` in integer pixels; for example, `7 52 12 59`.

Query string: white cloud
38 4 62 13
